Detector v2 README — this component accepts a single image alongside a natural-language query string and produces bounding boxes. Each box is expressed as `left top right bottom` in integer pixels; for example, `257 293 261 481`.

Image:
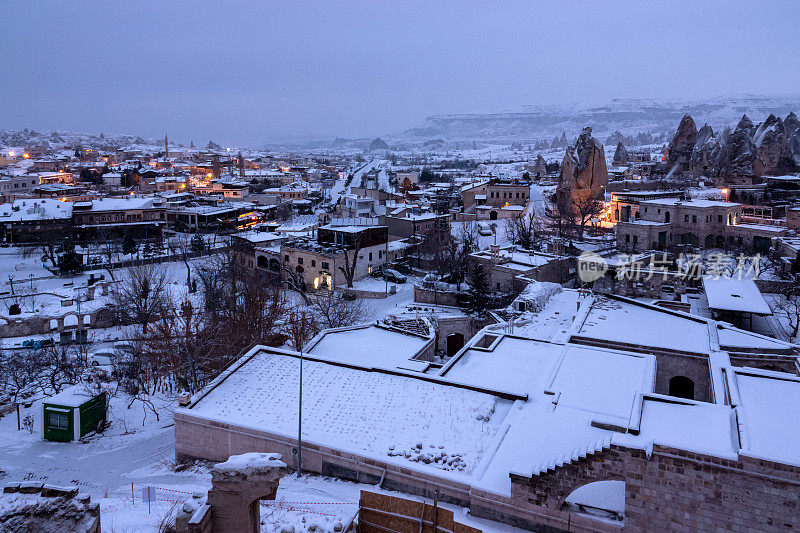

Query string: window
298 257 303 265
692 215 697 223
378 250 382 259
684 215 689 222
625 234 630 242
322 262 329 269
284 255 289 262
718 215 723 223
369 252 373 261
311 260 316 267
47 411 69 430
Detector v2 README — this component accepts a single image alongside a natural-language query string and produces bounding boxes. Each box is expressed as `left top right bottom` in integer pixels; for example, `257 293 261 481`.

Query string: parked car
383 269 407 284
87 349 116 367
478 222 493 236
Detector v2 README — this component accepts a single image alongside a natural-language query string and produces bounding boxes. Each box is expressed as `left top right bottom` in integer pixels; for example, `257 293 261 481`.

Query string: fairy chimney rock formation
613 142 629 165
666 114 698 174
556 127 608 207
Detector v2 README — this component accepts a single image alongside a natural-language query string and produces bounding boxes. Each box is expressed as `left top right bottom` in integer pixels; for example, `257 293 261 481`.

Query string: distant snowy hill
391 95 800 146
0 128 165 153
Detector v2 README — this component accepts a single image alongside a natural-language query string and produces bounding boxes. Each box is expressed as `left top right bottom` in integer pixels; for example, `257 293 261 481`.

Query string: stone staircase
529 434 613 477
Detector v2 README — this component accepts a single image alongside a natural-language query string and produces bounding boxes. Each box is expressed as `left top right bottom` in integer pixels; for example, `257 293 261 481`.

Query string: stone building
616 197 743 252
174 292 800 532
469 245 574 291
71 196 167 240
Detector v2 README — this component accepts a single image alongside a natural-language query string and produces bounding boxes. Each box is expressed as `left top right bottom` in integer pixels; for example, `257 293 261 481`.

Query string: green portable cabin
41 389 107 442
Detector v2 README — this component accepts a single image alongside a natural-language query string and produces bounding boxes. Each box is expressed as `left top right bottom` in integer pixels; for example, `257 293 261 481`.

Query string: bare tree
284 310 317 351
307 291 369 330
419 224 456 278
572 192 604 240
0 350 43 405
37 342 86 395
505 213 538 249
773 284 800 341
544 193 574 238
337 236 362 288
18 224 68 269
111 263 170 333
198 251 288 351
144 298 223 393
458 220 480 254
167 235 194 290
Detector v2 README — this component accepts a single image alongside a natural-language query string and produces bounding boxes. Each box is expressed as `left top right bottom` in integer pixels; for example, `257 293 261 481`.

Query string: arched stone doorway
63 314 79 328
446 332 465 357
559 480 625 523
668 375 695 400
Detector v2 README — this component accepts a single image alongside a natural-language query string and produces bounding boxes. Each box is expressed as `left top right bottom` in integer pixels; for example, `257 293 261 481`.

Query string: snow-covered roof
305 324 431 371
732 368 800 466
0 199 72 221
185 347 514 476
702 276 772 315
75 197 164 212
42 386 96 408
576 296 712 354
640 198 738 208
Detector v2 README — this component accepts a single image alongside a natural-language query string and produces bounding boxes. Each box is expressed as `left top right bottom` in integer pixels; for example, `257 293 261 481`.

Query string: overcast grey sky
2 1 799 145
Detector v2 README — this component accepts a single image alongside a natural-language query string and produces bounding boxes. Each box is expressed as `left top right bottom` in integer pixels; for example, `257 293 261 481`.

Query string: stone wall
1 481 101 532
652 352 712 403
414 285 464 307
175 413 800 532
510 444 800 532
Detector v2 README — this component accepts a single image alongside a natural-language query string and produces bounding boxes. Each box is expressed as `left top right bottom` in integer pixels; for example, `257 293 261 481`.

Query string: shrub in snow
387 442 467 471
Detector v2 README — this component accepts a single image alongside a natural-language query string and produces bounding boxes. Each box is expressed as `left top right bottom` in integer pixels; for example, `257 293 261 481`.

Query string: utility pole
297 345 304 477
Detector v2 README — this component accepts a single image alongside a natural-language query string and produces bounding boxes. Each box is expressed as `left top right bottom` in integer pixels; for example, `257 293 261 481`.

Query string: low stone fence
0 305 116 338
338 286 387 299
754 278 796 294
414 285 466 307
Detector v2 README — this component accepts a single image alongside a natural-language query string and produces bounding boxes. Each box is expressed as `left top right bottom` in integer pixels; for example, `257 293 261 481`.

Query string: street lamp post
297 345 303 477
